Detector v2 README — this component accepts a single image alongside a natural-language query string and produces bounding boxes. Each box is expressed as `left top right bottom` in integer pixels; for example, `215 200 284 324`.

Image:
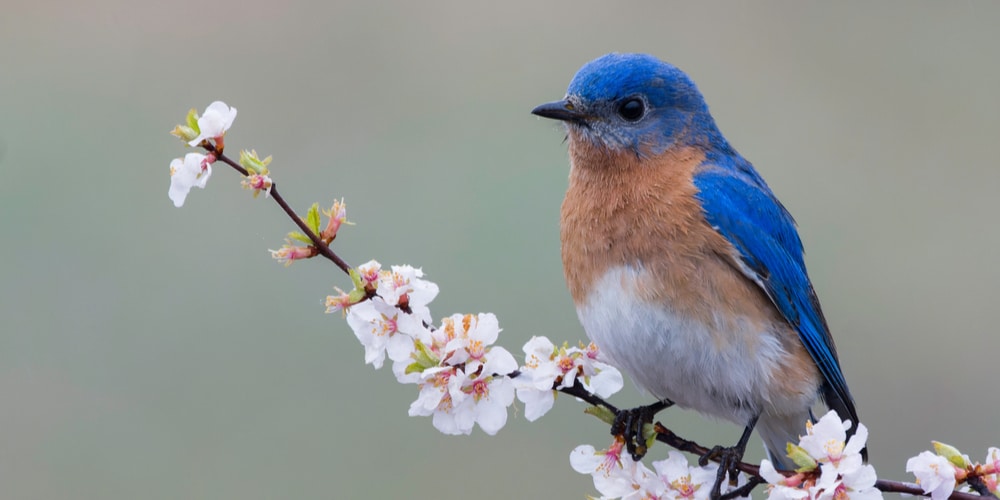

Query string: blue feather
692 159 858 426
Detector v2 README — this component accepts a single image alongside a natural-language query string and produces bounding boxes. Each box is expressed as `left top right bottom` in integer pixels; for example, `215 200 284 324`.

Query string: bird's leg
611 399 674 461
699 414 759 500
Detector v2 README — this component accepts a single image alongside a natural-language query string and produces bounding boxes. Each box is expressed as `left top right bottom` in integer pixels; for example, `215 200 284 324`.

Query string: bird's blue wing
692 163 858 425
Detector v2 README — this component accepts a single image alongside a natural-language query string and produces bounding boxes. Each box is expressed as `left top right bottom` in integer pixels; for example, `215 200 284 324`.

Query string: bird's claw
610 400 673 461
699 445 746 500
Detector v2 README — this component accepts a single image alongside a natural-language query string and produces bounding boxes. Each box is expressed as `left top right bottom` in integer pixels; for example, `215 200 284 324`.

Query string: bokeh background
2 1 998 498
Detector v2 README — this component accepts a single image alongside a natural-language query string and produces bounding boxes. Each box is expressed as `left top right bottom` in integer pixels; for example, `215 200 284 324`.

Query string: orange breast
561 136 781 340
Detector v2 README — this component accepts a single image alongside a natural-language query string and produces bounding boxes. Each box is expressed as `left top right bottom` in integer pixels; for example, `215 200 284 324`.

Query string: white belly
576 266 796 425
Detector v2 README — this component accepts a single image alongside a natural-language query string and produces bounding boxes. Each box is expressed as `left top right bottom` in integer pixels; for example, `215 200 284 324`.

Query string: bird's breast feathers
576 265 819 423
560 144 820 421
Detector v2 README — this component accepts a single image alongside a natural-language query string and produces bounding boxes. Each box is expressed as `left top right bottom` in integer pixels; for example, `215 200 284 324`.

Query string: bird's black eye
617 98 645 121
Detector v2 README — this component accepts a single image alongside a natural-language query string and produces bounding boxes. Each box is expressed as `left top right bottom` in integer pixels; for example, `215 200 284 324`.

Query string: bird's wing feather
692 165 858 425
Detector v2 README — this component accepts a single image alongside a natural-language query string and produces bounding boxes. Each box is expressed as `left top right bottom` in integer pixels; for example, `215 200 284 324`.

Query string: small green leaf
349 268 364 290
185 108 200 133
642 423 657 450
239 150 258 174
583 405 616 426
786 443 818 471
933 441 970 468
169 125 197 142
411 339 439 369
287 231 313 245
347 289 367 304
306 203 321 234
239 149 272 176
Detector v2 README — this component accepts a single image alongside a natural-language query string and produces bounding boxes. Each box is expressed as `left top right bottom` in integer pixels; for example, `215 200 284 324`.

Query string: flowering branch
205 144 352 275
167 101 1000 500
553 379 986 500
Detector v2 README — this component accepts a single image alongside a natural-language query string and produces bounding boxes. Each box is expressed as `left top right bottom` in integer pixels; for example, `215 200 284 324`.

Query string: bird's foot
610 400 673 461
698 418 757 500
698 444 745 500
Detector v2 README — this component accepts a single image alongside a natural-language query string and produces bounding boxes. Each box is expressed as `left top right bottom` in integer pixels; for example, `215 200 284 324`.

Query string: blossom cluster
907 442 1000 500
340 260 518 434
516 336 623 421
568 411 882 500
334 260 624 436
168 102 236 207
572 439 744 500
758 411 879 500
169 101 275 207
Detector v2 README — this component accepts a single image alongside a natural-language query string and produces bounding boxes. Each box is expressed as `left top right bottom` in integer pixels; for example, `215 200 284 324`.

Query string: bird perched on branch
532 53 863 476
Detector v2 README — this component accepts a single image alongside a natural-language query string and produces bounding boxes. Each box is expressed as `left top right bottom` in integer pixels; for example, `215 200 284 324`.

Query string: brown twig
204 144 352 275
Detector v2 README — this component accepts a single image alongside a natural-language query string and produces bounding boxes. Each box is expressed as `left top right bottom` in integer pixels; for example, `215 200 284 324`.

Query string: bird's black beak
531 99 585 122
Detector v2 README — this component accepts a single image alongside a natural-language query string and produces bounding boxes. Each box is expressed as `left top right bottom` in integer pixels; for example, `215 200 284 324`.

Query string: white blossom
761 412 880 500
168 152 212 207
376 265 438 324
345 297 426 369
571 440 659 499
906 451 957 500
514 336 622 421
188 101 237 146
799 411 866 474
760 460 809 500
651 451 720 500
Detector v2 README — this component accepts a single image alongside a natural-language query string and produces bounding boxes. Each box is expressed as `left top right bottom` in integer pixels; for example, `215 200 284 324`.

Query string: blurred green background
2 1 998 498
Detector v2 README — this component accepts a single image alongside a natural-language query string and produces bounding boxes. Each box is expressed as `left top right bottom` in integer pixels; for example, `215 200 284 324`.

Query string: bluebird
532 53 862 475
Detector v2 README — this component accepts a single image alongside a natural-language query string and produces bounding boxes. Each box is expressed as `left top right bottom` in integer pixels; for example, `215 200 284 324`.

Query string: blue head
533 53 729 157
